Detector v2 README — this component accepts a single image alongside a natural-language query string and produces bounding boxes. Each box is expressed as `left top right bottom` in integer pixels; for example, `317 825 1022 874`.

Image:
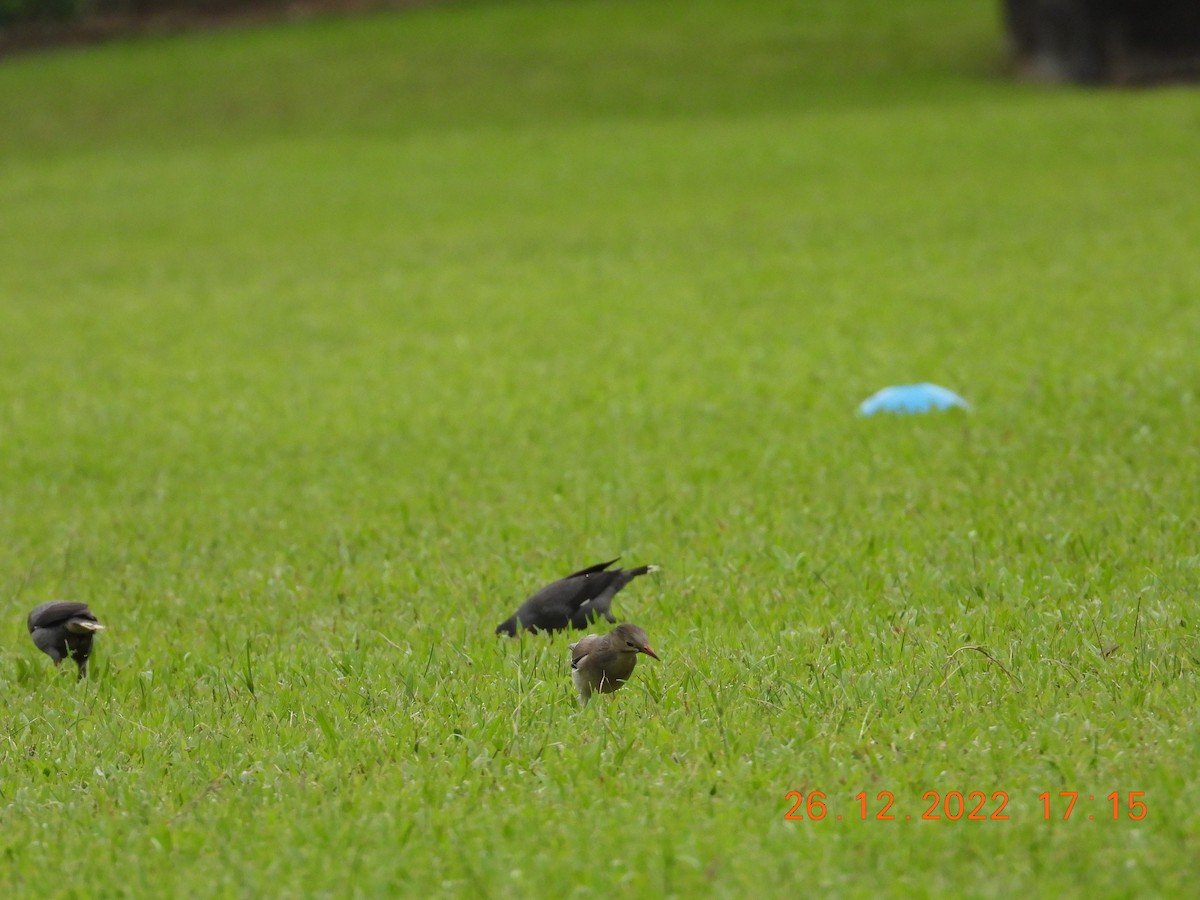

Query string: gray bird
570 623 659 704
495 558 659 636
28 601 105 679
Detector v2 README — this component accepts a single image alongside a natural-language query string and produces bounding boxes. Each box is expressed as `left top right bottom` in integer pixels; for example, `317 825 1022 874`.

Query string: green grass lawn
2 0 1198 895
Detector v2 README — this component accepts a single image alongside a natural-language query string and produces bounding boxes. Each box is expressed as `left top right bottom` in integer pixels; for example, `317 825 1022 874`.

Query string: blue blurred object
858 383 971 416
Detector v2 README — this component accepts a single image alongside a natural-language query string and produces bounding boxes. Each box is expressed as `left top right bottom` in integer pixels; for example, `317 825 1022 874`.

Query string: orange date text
783 790 1009 821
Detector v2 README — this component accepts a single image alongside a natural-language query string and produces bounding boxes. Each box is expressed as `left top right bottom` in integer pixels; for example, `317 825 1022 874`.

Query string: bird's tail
66 619 105 634
627 564 659 578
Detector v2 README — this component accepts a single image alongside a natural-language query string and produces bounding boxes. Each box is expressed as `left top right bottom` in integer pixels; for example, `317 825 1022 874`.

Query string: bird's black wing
561 558 620 579
28 601 94 631
529 576 594 616
571 569 631 626
505 561 622 632
573 570 623 606
513 569 610 631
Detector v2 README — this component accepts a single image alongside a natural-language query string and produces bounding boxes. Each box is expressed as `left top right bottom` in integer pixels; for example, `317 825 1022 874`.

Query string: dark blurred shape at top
1002 0 1200 84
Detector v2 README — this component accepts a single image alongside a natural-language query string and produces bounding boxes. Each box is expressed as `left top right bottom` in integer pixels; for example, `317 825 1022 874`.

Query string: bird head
495 617 519 637
611 623 659 660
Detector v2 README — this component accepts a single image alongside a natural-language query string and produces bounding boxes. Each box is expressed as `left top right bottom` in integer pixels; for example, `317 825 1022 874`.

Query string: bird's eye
627 641 636 648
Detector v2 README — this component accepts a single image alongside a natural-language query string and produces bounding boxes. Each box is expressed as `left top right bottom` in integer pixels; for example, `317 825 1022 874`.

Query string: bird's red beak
641 644 659 660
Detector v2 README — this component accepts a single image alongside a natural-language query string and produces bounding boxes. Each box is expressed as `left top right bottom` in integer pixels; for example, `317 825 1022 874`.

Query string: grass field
2 0 1199 895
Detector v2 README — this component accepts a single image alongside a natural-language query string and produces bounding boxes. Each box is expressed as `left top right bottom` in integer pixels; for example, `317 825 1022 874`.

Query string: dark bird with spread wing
495 558 658 636
28 601 105 679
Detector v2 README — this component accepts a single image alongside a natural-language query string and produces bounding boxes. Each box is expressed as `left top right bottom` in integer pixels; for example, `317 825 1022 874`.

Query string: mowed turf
1 0 1198 895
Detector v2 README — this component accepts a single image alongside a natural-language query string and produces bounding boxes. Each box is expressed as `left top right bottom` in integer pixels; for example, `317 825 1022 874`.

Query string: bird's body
495 558 658 636
570 623 659 704
28 601 105 679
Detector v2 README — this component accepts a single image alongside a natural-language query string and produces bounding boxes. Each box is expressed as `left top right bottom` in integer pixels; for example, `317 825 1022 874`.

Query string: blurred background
5 0 1200 85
